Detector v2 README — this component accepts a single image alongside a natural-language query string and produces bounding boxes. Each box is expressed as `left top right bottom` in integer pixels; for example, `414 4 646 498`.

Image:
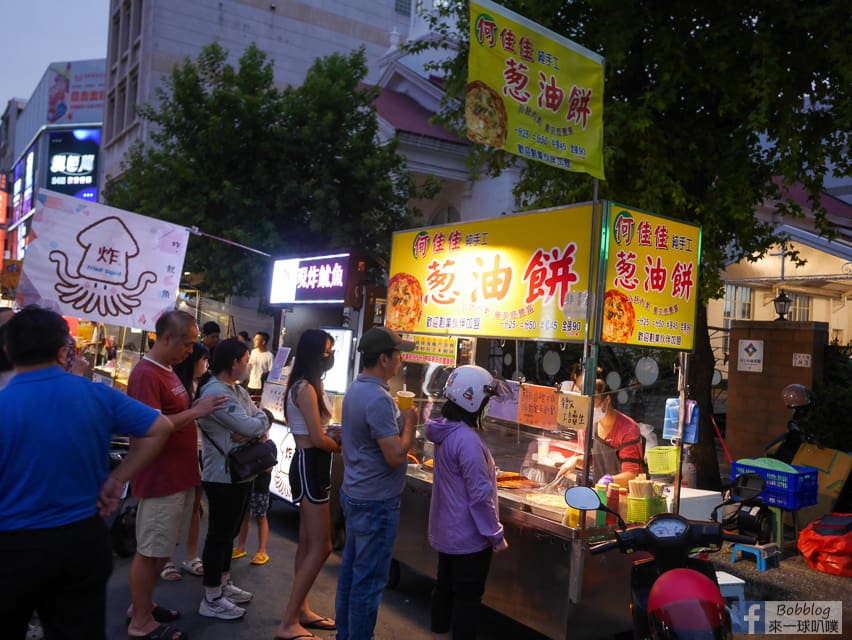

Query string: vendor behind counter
555 378 644 486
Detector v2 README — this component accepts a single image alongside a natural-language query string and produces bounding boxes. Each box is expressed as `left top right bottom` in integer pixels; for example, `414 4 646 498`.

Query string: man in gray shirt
336 327 416 640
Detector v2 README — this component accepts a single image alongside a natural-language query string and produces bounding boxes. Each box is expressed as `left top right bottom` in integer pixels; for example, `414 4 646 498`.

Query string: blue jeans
335 490 401 640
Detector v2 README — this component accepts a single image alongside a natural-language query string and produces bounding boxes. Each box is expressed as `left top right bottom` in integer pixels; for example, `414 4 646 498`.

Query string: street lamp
773 289 792 321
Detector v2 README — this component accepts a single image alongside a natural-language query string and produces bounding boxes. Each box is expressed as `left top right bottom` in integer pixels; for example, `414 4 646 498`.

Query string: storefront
383 201 702 638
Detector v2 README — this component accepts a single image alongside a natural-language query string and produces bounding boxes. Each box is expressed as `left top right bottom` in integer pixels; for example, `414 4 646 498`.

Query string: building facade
0 60 105 265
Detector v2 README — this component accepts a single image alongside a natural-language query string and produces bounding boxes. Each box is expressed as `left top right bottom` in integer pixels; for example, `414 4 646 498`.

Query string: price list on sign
518 383 559 429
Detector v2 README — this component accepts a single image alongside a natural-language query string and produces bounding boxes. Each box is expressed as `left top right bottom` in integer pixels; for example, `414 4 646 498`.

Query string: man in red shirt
127 311 227 640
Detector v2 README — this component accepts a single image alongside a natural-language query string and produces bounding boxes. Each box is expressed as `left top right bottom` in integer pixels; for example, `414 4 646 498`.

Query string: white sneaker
198 595 246 620
222 580 253 604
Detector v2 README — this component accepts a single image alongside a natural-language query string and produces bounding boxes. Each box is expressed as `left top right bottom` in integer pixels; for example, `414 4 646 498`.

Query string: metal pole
672 351 689 514
580 180 602 486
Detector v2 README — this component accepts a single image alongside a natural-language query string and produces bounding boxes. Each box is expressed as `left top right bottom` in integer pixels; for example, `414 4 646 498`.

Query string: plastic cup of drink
396 390 415 411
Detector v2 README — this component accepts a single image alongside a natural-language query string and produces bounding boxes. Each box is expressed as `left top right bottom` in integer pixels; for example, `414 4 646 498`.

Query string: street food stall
259 250 367 506
383 200 702 639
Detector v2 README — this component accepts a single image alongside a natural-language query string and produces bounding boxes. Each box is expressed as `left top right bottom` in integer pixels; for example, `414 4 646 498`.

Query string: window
722 284 752 352
395 0 412 14
789 293 811 321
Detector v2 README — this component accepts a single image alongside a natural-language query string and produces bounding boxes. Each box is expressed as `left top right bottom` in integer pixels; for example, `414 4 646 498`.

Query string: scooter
764 383 816 463
565 474 763 640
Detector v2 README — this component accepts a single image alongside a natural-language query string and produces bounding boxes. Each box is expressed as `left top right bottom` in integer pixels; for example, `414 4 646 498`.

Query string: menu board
388 204 594 341
600 203 701 351
518 383 559 429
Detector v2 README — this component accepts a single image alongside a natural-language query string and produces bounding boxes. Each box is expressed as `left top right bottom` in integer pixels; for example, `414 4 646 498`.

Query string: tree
408 1 852 487
106 43 415 298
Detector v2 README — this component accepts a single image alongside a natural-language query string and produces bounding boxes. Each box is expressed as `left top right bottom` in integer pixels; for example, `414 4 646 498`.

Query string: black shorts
289 447 332 504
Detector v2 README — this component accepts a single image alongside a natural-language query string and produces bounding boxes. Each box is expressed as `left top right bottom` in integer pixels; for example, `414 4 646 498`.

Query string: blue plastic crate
732 458 819 510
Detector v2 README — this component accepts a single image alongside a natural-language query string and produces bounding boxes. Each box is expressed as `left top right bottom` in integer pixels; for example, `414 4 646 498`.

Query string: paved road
107 499 548 640
105 497 849 640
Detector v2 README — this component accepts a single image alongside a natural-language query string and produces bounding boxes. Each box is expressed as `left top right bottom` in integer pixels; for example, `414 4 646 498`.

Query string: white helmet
443 365 496 413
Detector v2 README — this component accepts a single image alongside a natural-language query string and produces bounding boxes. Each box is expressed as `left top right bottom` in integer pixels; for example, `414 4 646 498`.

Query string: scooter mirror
731 472 765 502
565 486 601 511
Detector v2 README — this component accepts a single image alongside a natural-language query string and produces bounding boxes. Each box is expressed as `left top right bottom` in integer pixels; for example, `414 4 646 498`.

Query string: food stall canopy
269 251 363 307
16 190 189 331
387 201 701 352
388 204 596 342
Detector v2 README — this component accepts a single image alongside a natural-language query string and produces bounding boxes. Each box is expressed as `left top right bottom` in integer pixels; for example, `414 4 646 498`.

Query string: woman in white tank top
276 329 341 638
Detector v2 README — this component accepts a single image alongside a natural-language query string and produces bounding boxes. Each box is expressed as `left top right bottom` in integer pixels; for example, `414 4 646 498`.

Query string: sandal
125 605 180 626
231 547 247 559
160 562 182 581
301 616 336 630
250 552 270 565
127 623 188 639
181 557 204 576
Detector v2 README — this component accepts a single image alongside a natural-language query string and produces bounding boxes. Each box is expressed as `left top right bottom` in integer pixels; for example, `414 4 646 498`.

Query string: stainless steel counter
394 470 634 639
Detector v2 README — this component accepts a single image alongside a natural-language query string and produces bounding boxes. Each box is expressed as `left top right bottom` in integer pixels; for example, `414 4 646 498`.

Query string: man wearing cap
335 326 417 640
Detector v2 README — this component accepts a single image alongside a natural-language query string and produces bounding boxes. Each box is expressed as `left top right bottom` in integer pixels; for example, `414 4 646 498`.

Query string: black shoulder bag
201 429 277 483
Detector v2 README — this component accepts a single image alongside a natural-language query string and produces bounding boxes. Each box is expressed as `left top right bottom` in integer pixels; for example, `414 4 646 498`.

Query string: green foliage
405 0 852 303
809 345 852 451
106 43 415 297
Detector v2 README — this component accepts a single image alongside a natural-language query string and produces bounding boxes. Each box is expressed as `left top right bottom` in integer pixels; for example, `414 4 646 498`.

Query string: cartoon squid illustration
49 216 157 316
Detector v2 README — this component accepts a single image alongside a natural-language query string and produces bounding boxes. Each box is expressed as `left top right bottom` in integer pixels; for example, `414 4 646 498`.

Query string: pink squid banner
17 190 189 331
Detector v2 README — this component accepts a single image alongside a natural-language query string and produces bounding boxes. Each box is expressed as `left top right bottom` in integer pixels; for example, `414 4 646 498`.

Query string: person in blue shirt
0 306 174 640
334 326 417 640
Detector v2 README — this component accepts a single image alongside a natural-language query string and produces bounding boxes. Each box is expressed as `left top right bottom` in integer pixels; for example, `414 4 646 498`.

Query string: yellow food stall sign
467 0 605 179
387 205 594 341
518 383 558 430
600 203 701 351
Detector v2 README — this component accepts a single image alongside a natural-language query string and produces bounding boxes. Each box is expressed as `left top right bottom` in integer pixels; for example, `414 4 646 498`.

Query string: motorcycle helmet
782 383 812 409
647 569 729 640
443 365 497 413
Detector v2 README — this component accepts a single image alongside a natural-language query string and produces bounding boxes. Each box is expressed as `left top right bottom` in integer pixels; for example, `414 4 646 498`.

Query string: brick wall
726 321 828 461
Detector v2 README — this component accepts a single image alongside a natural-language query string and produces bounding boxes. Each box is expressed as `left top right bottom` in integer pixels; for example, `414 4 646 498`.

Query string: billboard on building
45 60 106 124
47 128 100 201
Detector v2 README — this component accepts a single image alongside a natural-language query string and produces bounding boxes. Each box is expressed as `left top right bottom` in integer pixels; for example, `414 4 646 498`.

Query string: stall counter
396 468 634 639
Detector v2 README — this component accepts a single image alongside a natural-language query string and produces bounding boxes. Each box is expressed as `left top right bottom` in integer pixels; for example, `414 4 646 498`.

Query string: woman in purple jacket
426 365 509 639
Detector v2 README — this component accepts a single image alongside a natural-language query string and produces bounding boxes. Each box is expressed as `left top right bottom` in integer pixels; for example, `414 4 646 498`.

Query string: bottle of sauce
618 486 629 524
594 483 608 527
606 483 620 525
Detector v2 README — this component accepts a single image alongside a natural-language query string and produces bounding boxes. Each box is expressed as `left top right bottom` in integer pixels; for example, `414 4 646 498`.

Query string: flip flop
128 623 188 639
250 552 270 565
159 562 182 581
126 605 181 626
301 616 336 631
231 547 247 559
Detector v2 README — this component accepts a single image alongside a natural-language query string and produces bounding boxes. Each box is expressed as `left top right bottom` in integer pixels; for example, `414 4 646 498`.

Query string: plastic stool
715 571 745 607
730 543 779 571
